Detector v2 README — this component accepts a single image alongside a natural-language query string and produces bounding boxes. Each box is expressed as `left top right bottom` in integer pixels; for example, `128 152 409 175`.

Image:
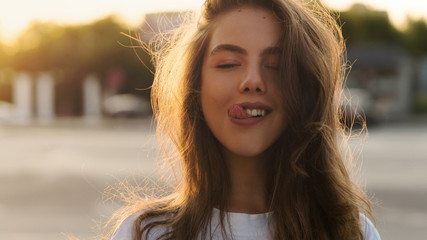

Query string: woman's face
201 7 286 158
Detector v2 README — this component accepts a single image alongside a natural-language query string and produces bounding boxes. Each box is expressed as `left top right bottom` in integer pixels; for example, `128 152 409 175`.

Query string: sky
0 0 426 44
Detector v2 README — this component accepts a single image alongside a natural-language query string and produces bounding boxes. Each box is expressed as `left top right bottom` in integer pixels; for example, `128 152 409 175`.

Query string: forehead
208 7 281 52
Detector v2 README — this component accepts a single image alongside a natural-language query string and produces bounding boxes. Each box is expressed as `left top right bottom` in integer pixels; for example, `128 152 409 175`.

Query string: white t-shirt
111 208 381 240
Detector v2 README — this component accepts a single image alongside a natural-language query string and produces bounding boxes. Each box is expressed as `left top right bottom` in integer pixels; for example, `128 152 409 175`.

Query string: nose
238 65 266 94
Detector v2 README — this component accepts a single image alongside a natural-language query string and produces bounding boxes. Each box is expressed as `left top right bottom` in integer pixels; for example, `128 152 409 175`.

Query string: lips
228 102 272 120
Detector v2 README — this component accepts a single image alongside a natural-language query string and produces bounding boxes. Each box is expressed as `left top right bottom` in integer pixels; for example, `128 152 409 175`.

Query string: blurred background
0 0 426 239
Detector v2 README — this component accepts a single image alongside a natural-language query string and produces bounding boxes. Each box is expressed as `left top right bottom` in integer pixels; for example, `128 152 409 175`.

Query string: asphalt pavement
0 117 426 240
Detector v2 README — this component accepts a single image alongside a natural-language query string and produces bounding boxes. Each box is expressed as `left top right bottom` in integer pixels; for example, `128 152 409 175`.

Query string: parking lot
0 118 426 239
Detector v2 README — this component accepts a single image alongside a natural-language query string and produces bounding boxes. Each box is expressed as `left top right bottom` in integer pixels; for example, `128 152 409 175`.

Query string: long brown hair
105 0 373 239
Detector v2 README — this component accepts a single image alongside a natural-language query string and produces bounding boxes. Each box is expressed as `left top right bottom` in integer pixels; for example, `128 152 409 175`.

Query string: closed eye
216 64 240 69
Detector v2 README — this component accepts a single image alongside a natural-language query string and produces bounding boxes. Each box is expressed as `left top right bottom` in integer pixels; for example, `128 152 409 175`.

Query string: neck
223 149 269 214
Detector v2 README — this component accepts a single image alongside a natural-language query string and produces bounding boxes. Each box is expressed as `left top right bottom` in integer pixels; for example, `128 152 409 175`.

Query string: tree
338 4 403 46
405 18 427 56
7 16 154 115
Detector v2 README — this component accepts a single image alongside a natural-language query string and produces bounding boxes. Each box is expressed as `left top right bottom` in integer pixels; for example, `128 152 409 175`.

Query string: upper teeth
245 108 266 117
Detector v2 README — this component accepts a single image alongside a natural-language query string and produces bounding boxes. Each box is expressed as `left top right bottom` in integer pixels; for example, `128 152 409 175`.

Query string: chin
227 144 270 159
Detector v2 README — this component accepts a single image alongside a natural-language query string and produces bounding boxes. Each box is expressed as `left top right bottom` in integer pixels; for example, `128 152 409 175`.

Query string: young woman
107 0 381 239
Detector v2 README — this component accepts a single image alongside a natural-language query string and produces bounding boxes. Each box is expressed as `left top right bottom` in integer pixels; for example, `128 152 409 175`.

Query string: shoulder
110 211 141 240
110 211 169 240
360 214 381 240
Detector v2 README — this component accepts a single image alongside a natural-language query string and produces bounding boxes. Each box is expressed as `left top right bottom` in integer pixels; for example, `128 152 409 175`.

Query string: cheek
201 71 233 111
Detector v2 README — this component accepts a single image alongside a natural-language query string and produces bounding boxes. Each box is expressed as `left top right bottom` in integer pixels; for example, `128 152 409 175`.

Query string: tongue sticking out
228 104 251 119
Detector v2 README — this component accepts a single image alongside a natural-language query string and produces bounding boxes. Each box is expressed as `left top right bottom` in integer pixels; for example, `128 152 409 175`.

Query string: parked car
103 94 151 118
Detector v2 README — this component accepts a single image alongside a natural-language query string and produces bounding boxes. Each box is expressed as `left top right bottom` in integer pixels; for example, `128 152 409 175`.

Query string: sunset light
1 1 427 240
0 0 426 43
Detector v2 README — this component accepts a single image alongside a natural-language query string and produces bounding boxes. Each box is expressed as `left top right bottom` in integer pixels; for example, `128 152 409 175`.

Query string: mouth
243 107 268 117
228 102 272 119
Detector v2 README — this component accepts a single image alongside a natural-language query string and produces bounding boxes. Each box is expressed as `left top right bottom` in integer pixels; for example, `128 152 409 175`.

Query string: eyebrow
209 44 281 57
